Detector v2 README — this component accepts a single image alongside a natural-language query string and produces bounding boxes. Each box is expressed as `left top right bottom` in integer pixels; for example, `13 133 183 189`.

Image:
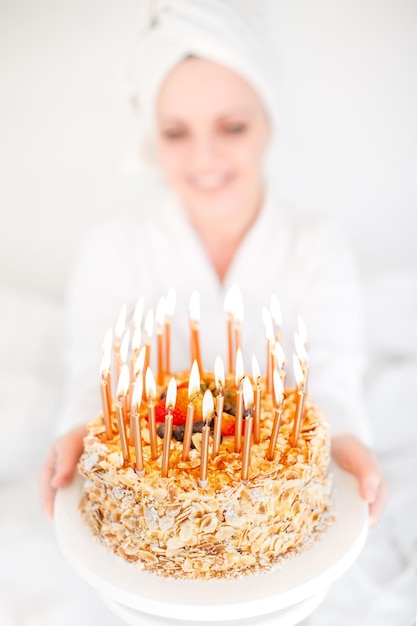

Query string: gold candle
161 377 177 478
295 332 309 393
116 364 130 464
275 341 287 391
164 287 176 375
161 412 173 478
251 354 261 444
143 309 154 382
129 326 142 393
157 330 164 385
182 404 194 462
235 386 243 453
131 376 144 476
212 356 225 458
241 417 253 482
241 376 254 482
145 366 158 460
132 296 143 400
199 389 214 487
227 314 233 375
224 286 235 375
101 328 113 411
164 318 171 375
182 360 200 461
233 288 244 356
189 291 202 372
116 400 129 463
133 345 146 386
234 324 242 357
99 346 113 439
155 296 166 385
234 349 244 453
270 294 282 342
262 306 274 395
267 370 284 461
100 380 112 439
120 329 131 420
291 355 306 447
114 304 127 382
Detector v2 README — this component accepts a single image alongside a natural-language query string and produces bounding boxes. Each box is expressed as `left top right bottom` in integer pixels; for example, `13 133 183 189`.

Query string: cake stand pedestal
101 589 327 626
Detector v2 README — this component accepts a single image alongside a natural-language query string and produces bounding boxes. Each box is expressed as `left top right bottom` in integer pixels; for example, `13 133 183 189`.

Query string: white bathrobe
59 181 370 444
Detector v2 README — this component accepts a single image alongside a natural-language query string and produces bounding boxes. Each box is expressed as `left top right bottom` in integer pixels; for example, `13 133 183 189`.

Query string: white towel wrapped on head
126 0 280 169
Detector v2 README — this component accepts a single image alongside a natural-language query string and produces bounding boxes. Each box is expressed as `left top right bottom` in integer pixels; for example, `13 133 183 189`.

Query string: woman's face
155 58 270 227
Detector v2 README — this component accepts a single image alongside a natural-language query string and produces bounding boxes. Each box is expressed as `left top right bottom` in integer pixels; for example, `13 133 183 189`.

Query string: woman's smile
187 172 234 192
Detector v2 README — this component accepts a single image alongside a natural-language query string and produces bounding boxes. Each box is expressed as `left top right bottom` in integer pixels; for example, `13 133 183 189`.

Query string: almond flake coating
78 383 334 580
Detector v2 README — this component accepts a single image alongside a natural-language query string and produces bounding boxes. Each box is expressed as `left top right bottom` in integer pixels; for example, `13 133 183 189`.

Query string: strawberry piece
220 412 235 436
219 413 249 436
154 388 203 425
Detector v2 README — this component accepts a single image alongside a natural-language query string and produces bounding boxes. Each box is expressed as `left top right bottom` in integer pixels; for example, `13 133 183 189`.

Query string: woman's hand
39 424 87 520
331 434 388 526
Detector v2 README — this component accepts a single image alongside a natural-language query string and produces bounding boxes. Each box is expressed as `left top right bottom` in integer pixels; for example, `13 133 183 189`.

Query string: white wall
0 0 416 301
0 0 144 300
270 0 417 277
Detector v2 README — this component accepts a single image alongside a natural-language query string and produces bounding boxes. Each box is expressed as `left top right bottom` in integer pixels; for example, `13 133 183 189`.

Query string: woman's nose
188 134 221 170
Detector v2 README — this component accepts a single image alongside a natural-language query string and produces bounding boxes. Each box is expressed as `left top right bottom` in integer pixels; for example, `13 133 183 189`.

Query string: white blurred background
0 0 416 299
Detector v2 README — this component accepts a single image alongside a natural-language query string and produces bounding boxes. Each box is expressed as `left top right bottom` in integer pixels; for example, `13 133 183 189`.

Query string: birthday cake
78 370 333 580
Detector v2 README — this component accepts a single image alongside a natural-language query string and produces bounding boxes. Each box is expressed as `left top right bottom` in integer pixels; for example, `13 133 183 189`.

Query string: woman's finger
369 478 389 527
331 434 388 524
51 427 86 489
39 447 58 520
39 425 87 520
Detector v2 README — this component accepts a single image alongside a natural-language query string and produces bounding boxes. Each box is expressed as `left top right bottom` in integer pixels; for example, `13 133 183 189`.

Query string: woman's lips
188 173 234 191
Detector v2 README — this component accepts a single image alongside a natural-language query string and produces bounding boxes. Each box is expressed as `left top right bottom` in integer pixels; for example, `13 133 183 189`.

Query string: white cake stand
55 463 368 623
101 589 328 626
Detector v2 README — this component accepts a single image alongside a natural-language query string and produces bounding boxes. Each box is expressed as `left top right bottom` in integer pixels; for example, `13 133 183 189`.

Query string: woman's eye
162 129 187 140
224 123 247 134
